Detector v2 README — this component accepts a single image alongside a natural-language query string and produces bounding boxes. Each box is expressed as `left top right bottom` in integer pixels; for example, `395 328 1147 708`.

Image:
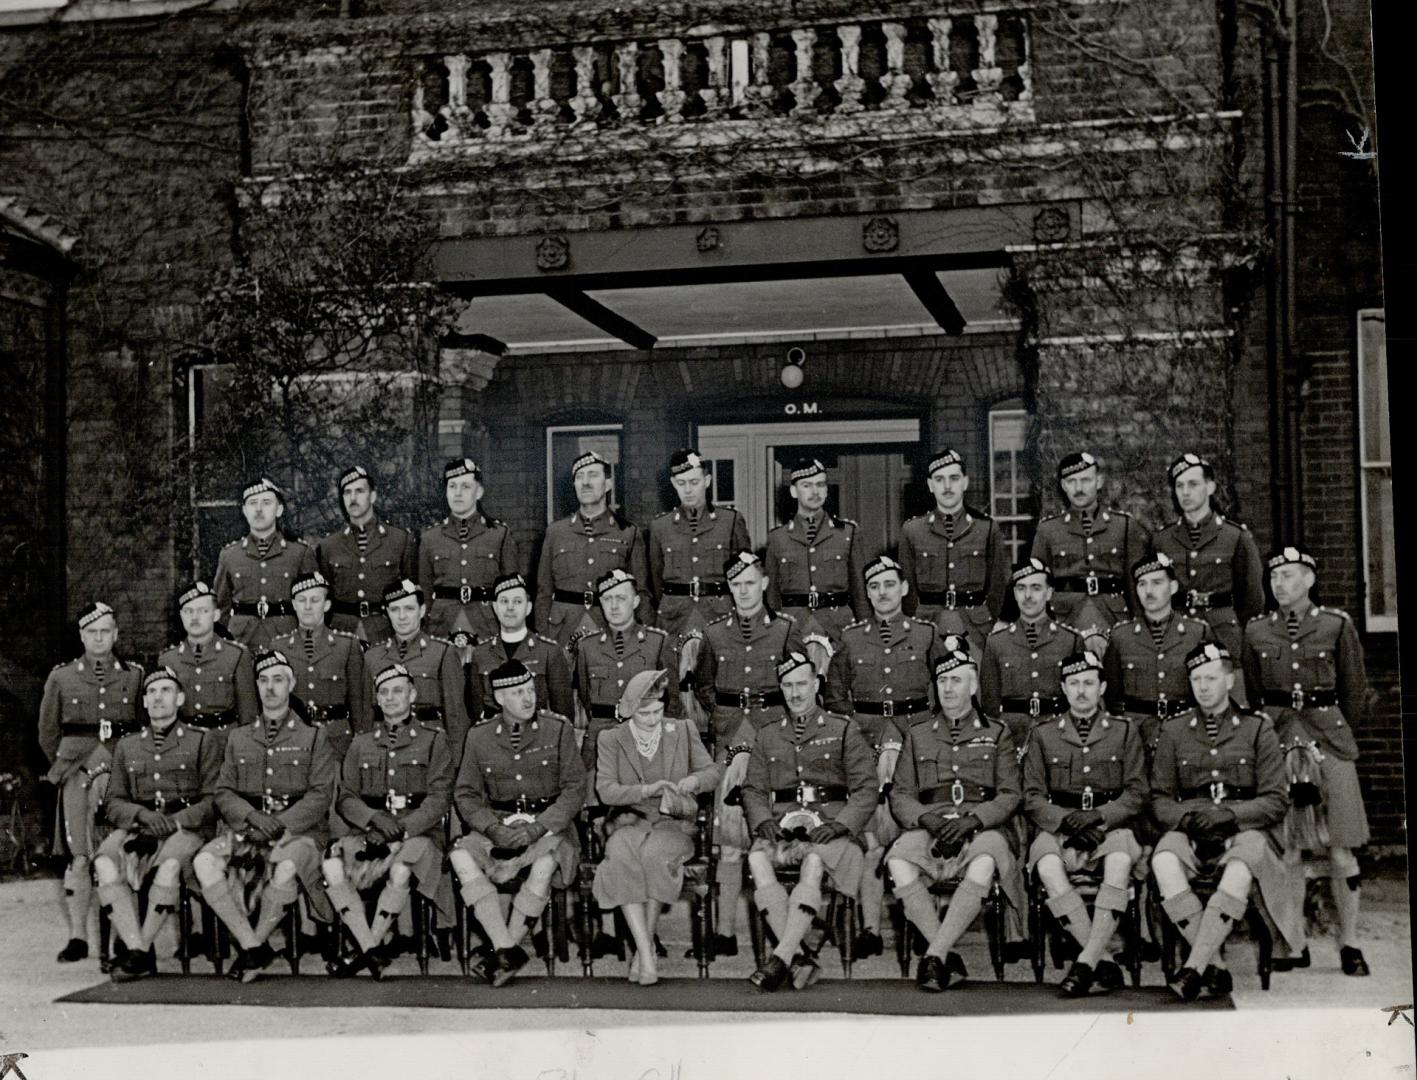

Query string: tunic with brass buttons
574 622 681 771
317 519 417 643
158 637 258 741
106 722 222 836
979 618 1084 744
214 715 338 844
647 504 751 640
361 635 471 757
1153 513 1264 656
418 513 518 641
692 609 807 750
1030 509 1151 632
1022 713 1147 835
741 709 877 836
214 535 318 648
336 720 453 845
898 508 1009 654
39 656 144 784
764 512 867 642
467 632 574 721
889 709 1022 834
535 509 650 648
1101 614 1214 755
275 625 367 756
823 613 941 720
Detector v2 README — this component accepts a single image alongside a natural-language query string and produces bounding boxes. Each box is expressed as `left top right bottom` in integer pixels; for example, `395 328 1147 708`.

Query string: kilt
1307 753 1369 849
1153 828 1303 950
888 826 1026 914
96 828 205 892
1026 827 1142 876
327 833 454 922
455 829 577 888
751 834 865 895
864 800 901 851
592 815 695 907
200 828 333 922
51 744 112 859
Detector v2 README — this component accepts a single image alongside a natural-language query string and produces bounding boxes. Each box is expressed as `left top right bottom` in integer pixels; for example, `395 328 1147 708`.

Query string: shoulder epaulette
904 512 930 525
222 537 241 549
1318 605 1353 622
964 504 991 520
331 628 361 642
609 507 635 531
538 709 571 725
776 610 798 624
653 509 676 521
641 624 668 638
836 516 860 528
429 635 455 648
534 633 561 647
1039 512 1063 524
843 618 869 633
1245 612 1270 628
987 623 1011 637
766 521 788 534
1110 507 1133 518
706 613 733 628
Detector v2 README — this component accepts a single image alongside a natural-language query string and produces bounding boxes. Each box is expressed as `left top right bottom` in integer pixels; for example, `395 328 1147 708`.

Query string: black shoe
1202 965 1234 995
1003 939 1033 964
1272 946 1311 972
57 938 89 963
654 934 668 958
230 942 277 984
1341 946 1371 976
490 945 529 988
1094 959 1125 992
1168 967 1205 1002
530 923 550 959
690 933 737 959
1059 961 1095 998
111 947 157 983
789 954 822 990
326 953 361 979
916 954 947 993
943 951 968 986
433 927 455 963
748 955 790 993
854 930 884 958
593 932 621 960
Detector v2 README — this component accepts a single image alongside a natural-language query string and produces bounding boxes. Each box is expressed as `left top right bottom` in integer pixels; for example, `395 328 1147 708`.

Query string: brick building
0 1 1398 841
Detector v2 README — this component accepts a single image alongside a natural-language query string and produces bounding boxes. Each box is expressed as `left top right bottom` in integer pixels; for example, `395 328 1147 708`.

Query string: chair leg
1159 908 1178 983
1249 906 1274 991
98 901 113 974
1029 884 1045 984
1125 889 1143 988
575 894 594 977
455 899 470 977
889 900 910 978
285 903 300 974
987 882 1005 982
840 895 856 979
554 889 570 964
747 899 767 968
178 881 193 976
413 893 430 976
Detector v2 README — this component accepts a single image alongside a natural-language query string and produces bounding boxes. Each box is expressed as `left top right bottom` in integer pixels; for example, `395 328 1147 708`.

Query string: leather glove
1059 809 1105 835
935 813 982 849
809 820 851 844
134 808 166 832
754 819 782 843
1206 806 1239 839
519 820 549 843
1064 824 1107 852
1289 781 1322 808
485 823 523 849
368 813 404 844
244 811 284 841
917 811 950 840
149 814 179 838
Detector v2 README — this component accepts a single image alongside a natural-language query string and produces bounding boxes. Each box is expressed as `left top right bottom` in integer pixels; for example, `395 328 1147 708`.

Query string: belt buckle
583 590 595 608
882 699 895 718
459 585 473 605
950 779 965 806
358 600 370 619
256 597 270 619
689 576 702 601
1157 693 1169 720
1209 781 1226 804
1187 589 1205 610
807 587 820 611
1029 694 1042 718
1081 786 1094 811
386 791 407 813
945 584 957 609
262 794 284 814
739 689 753 712
1292 688 1305 710
798 782 818 804
1085 572 1099 597
152 790 166 812
98 719 112 741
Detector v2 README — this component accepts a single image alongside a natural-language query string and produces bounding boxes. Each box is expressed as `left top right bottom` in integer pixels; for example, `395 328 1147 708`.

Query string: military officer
39 601 144 963
1102 553 1215 758
192 650 338 983
322 662 455 978
1022 650 1147 997
1151 642 1303 1000
1153 453 1265 675
362 579 471 757
159 581 258 745
214 477 318 648
93 667 222 980
743 652 876 991
980 559 1084 744
898 449 1009 656
1030 452 1151 652
535 450 650 649
468 573 574 721
887 647 1024 992
317 465 418 645
574 568 680 774
449 660 585 986
419 457 518 642
647 448 751 642
824 555 941 725
1242 546 1371 976
764 457 866 643
276 571 367 760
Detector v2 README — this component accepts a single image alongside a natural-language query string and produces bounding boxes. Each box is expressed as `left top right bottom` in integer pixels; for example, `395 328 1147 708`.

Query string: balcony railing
410 12 1031 160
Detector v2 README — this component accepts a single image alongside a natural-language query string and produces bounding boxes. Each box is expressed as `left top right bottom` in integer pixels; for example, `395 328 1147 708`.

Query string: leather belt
772 784 850 804
134 795 199 812
780 590 850 610
1123 695 1191 718
853 697 929 718
332 599 379 619
305 704 351 724
239 792 292 813
1053 574 1125 596
60 721 132 738
360 793 426 814
919 782 995 805
916 587 987 609
1183 589 1233 611
489 796 556 814
1261 689 1338 710
412 706 445 725
553 588 600 608
1179 783 1257 802
230 599 293 619
1048 788 1120 810
715 689 785 711
434 585 493 604
1000 694 1068 718
661 579 729 599
186 709 238 731
587 703 621 720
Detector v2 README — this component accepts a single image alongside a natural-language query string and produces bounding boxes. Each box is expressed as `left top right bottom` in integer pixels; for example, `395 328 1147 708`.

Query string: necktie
255 536 273 560
804 515 819 547
686 508 701 532
1024 619 1039 649
613 630 625 659
509 722 522 752
1186 519 1202 550
793 715 807 742
740 618 755 645
356 526 369 557
949 715 961 742
397 639 408 662
1080 510 1094 535
457 517 470 543
943 513 956 543
879 620 893 650
192 643 203 664
1073 712 1093 743
266 717 282 743
92 659 105 684
1148 616 1169 650
1286 610 1301 639
303 629 316 664
1203 711 1220 743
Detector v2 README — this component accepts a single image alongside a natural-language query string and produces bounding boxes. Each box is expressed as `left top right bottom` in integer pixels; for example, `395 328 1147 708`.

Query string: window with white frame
546 424 624 522
988 404 1034 565
1358 309 1396 631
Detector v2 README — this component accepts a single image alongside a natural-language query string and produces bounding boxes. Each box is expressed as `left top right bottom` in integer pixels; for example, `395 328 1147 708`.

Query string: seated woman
593 669 722 985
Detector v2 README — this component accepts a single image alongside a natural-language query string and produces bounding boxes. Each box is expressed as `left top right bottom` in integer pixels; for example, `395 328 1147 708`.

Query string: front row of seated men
95 628 1298 1002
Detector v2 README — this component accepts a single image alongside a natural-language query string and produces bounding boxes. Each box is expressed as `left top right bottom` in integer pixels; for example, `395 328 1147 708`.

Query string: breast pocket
234 755 263 791
395 754 429 792
273 754 308 792
1085 754 1124 790
551 543 583 580
915 749 943 788
1176 756 1214 791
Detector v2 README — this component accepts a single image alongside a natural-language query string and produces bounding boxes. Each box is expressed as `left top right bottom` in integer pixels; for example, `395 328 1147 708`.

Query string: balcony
410 12 1032 163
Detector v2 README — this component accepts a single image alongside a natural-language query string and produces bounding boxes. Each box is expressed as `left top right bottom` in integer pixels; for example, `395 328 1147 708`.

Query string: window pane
989 407 1033 565
1365 467 1396 618
1360 311 1389 462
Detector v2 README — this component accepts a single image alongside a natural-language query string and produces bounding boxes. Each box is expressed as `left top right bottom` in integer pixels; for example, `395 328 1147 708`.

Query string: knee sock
1078 882 1128 967
1331 873 1361 949
859 853 885 933
97 882 144 952
64 866 93 942
1186 888 1248 972
253 879 299 945
369 879 411 945
927 878 987 959
507 883 550 946
772 881 822 962
141 883 180 950
753 879 790 940
201 876 260 949
1162 889 1203 947
1046 888 1092 950
325 879 376 953
896 877 941 942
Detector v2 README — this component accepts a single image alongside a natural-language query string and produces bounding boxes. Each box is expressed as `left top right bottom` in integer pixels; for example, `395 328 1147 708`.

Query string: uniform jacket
1153 513 1265 639
215 713 338 840
106 722 222 834
898 508 1009 626
823 613 940 716
1241 603 1365 761
362 634 471 753
276 625 368 723
468 632 574 720
453 710 585 836
889 709 1021 831
1030 508 1151 622
535 509 650 642
39 656 144 774
1149 704 1287 845
316 518 418 640
764 512 867 631
1022 712 1147 833
646 503 751 634
157 637 257 728
214 534 318 645
741 708 877 836
979 618 1083 716
1101 613 1214 717
335 720 453 842
575 622 681 717
693 609 807 744
417 512 518 636
595 718 722 816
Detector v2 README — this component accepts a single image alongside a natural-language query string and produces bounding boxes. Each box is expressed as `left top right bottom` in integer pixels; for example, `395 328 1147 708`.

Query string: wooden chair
1153 863 1275 991
98 876 199 976
889 875 1010 981
1027 868 1145 987
453 871 572 977
749 860 861 979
